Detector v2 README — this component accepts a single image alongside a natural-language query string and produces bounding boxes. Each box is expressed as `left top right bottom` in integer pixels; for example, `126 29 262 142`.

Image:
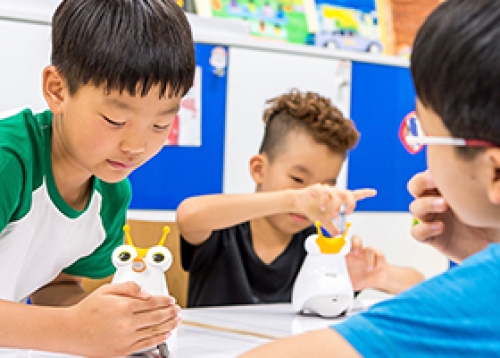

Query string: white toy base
297 294 352 318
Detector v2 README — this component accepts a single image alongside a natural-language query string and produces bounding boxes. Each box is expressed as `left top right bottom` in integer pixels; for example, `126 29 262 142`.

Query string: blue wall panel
348 62 426 211
128 44 227 210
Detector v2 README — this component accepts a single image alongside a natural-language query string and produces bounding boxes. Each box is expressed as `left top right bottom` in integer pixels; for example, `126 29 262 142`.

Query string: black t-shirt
181 222 316 308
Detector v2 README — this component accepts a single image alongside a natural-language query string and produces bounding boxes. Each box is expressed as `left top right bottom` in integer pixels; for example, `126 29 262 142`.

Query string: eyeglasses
399 111 496 154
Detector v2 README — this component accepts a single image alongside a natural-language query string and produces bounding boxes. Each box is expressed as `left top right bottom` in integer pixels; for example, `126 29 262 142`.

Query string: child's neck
250 217 293 265
51 142 93 211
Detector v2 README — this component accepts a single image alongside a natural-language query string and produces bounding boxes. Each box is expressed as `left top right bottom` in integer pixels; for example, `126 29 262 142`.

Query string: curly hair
259 90 359 161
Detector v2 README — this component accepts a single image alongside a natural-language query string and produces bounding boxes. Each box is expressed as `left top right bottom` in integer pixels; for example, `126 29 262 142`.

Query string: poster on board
307 0 383 54
196 0 312 44
166 66 202 146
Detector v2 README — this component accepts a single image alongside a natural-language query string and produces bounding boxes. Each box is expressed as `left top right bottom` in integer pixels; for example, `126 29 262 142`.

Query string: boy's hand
292 184 376 236
346 235 389 291
408 170 495 262
66 282 180 357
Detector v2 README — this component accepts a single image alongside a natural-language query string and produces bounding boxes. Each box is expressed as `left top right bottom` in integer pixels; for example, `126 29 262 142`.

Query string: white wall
0 19 51 113
0 0 60 22
349 212 448 278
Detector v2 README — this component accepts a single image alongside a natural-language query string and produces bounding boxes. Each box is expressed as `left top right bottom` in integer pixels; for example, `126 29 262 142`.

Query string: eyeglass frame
399 111 496 154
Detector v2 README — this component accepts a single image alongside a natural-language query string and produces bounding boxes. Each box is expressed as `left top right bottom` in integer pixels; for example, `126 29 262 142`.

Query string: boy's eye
291 176 304 184
101 114 125 126
154 123 171 130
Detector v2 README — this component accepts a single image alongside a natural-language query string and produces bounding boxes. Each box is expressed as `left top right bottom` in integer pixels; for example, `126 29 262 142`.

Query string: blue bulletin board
347 62 427 212
128 43 228 210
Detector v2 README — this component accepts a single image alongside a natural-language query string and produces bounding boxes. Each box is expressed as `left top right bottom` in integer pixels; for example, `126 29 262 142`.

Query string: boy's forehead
98 83 181 99
102 95 180 113
84 85 182 110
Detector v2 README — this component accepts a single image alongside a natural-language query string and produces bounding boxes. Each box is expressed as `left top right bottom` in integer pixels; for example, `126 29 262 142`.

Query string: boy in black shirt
177 91 424 307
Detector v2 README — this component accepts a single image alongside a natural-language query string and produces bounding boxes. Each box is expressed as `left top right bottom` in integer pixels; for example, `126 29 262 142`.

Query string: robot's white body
111 225 175 355
111 258 169 296
292 223 354 317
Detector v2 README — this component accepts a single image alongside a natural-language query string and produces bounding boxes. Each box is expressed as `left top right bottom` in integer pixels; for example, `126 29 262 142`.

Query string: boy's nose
120 133 147 154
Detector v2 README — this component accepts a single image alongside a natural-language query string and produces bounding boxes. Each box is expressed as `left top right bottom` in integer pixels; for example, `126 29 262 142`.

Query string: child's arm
239 328 361 358
30 273 87 306
0 282 180 356
346 235 424 294
177 185 376 245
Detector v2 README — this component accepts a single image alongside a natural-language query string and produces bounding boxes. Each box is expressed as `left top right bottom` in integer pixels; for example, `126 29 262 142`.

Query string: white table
175 299 377 357
0 300 378 357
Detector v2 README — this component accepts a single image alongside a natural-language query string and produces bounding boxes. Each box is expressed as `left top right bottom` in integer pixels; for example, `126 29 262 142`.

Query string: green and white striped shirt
0 109 131 301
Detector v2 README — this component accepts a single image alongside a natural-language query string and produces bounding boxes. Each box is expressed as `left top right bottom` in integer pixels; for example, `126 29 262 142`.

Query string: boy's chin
94 171 131 184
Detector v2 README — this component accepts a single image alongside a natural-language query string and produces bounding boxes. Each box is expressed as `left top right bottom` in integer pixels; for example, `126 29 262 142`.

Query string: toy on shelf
292 220 354 317
111 225 174 357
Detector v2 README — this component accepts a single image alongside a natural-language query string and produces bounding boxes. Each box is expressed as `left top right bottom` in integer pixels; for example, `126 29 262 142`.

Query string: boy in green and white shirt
0 0 195 356
0 109 130 301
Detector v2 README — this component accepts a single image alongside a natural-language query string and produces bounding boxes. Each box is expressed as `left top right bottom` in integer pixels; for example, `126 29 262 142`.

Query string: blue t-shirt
334 243 500 357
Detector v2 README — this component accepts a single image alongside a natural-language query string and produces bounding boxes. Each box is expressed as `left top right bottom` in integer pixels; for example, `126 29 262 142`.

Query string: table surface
176 300 376 357
0 300 379 357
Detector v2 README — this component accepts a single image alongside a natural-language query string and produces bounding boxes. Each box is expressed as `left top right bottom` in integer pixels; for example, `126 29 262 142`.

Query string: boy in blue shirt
241 0 500 356
0 0 194 356
177 90 424 308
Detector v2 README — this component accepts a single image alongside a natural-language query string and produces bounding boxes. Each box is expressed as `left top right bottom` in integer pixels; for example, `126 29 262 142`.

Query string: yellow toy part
314 221 351 254
123 224 170 258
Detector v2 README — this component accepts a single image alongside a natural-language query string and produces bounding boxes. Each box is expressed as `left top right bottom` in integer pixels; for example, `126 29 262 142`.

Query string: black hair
259 90 359 162
411 0 500 158
51 0 195 98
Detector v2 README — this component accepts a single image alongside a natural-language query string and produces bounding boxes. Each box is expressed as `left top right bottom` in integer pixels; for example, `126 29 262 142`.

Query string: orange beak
132 257 147 273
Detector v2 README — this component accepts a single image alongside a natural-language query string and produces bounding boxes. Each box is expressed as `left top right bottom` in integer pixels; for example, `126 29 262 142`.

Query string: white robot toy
111 225 174 357
292 221 354 317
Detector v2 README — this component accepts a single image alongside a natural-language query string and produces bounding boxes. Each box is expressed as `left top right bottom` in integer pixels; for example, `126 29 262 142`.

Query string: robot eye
118 252 132 262
111 244 137 268
152 253 165 263
145 246 172 271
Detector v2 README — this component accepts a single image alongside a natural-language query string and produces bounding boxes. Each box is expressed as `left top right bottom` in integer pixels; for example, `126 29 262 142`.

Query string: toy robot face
112 244 173 273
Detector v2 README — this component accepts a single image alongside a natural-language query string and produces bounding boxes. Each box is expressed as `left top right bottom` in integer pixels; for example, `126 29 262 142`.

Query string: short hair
259 90 359 162
411 0 500 158
51 0 195 98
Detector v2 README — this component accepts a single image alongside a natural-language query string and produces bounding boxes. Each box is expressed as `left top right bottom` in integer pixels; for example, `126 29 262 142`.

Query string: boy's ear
486 148 500 204
249 154 268 185
42 66 67 115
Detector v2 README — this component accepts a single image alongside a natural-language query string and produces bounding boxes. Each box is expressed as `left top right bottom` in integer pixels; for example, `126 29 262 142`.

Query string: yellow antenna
340 222 351 240
158 226 171 246
123 224 134 246
314 220 351 254
314 221 324 238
